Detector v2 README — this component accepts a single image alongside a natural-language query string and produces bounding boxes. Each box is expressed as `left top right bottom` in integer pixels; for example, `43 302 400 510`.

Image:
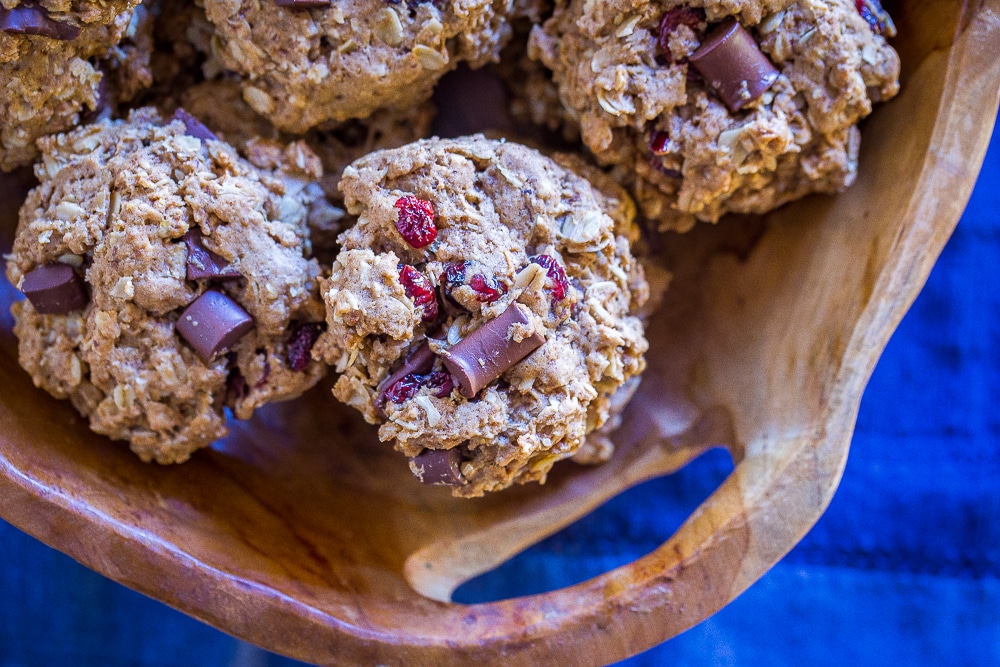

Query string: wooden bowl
1 2 998 664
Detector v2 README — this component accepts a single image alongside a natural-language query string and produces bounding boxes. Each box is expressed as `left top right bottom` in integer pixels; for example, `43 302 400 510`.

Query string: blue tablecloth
2 125 998 666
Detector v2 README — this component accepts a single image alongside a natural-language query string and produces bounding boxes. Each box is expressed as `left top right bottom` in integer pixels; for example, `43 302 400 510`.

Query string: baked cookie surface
0 3 152 171
6 107 327 463
530 0 900 230
314 135 649 496
0 0 139 31
202 0 513 133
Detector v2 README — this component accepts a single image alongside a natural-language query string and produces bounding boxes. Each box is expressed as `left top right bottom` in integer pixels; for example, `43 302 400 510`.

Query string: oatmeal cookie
162 77 435 259
6 107 327 464
530 0 900 230
201 0 512 133
314 135 649 497
0 2 153 171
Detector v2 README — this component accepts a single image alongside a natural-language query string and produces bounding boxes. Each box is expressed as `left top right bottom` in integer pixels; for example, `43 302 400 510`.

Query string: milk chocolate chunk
171 108 218 142
183 230 240 281
409 448 465 486
176 290 254 360
0 4 81 40
689 18 779 111
274 0 331 8
21 263 88 314
441 302 544 399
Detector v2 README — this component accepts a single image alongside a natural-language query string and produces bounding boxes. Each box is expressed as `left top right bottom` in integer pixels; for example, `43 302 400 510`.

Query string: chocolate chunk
183 230 240 281
176 290 254 360
171 108 218 142
21 263 88 314
377 342 436 408
274 0 331 8
441 302 544 399
409 448 465 486
689 18 779 111
0 4 81 40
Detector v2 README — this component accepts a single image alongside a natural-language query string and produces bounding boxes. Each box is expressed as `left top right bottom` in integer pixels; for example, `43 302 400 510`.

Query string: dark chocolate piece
688 18 779 111
183 230 240 281
377 342 436 408
171 108 218 142
21 263 88 314
441 302 544 399
274 0 331 8
409 448 465 486
0 4 81 40
176 290 254 360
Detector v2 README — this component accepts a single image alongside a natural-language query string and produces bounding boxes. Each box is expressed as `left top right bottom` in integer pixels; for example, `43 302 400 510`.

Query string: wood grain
1 2 998 664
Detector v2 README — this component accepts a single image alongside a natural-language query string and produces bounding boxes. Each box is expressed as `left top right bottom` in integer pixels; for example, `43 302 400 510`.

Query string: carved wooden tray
1 1 998 664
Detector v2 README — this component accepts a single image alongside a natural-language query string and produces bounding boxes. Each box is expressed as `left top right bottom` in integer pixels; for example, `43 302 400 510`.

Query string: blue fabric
2 126 999 666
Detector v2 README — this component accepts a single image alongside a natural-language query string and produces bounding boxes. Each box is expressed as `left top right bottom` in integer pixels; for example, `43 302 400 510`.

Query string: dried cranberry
286 322 325 371
384 370 455 403
441 261 469 288
394 195 437 248
856 0 892 36
649 130 670 155
530 255 569 302
399 265 439 321
469 273 509 303
385 373 424 403
424 370 455 398
658 7 705 60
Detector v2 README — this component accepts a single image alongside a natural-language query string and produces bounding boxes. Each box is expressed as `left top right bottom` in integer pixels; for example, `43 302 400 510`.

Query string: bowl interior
1 1 998 665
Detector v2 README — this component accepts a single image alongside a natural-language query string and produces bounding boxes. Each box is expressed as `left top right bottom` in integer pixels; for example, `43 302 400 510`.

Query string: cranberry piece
385 373 424 404
424 370 455 398
394 195 437 248
469 273 509 303
286 322 325 371
399 265 439 321
649 130 670 155
385 369 456 403
658 7 705 61
530 255 569 302
441 261 469 289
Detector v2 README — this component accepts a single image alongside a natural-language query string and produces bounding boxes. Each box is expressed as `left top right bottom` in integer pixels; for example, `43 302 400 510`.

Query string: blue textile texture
2 131 999 666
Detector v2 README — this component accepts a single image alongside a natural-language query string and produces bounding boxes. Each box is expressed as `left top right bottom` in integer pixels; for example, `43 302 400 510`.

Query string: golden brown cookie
6 108 328 463
315 135 649 496
530 0 900 230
